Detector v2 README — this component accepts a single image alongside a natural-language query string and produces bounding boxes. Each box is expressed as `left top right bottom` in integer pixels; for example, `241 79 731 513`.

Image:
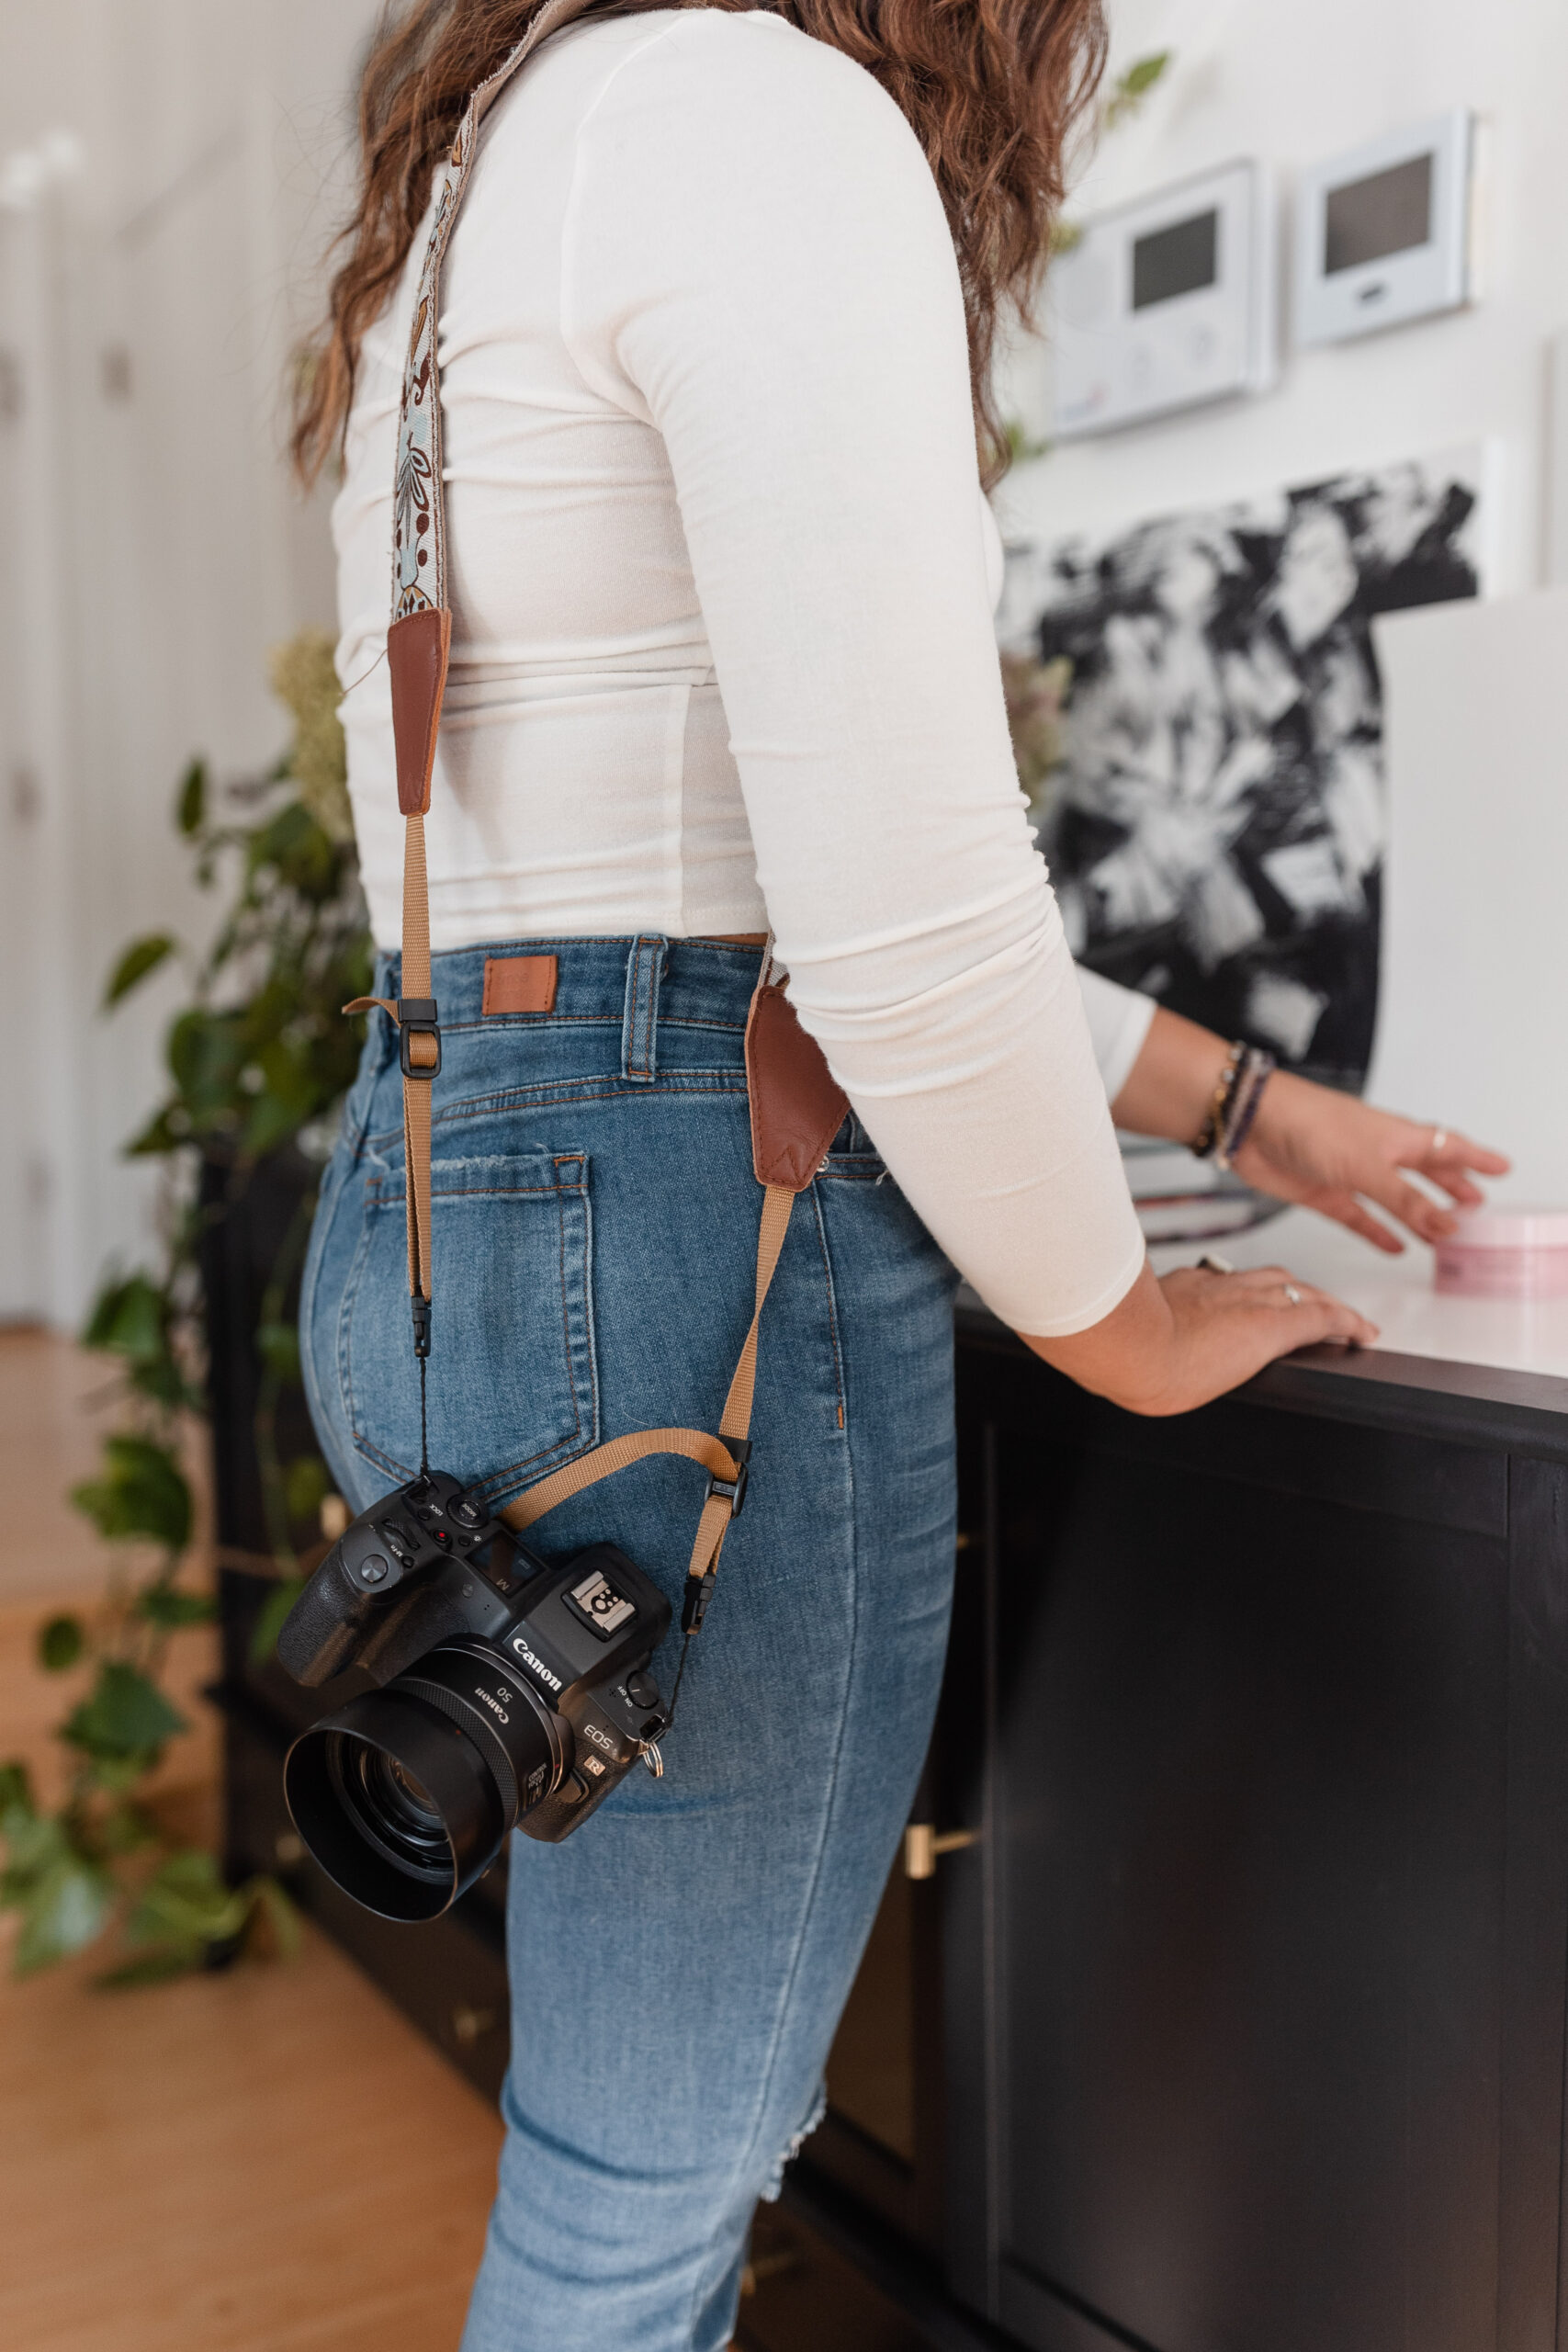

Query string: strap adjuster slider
706 1438 752 1520
398 996 442 1079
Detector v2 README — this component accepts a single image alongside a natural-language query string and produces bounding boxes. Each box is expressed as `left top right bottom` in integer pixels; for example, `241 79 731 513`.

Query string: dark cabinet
945 1321 1568 2352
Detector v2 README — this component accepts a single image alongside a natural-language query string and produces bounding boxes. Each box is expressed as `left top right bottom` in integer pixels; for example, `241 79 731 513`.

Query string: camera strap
346 0 849 1666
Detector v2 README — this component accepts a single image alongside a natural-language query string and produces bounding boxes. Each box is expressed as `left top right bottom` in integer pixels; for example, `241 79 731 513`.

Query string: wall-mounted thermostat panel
1049 161 1277 440
1294 110 1474 347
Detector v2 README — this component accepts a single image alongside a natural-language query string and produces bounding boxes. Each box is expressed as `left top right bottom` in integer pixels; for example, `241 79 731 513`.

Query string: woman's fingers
1196 1263 1379 1344
1283 1281 1379 1347
1303 1189 1406 1253
1404 1125 1511 1193
1426 1170 1487 1209
1364 1171 1460 1244
1234 1269 1375 1345
1434 1130 1511 1178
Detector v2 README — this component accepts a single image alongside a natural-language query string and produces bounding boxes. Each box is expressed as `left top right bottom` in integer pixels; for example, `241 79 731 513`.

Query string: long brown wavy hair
291 0 1107 490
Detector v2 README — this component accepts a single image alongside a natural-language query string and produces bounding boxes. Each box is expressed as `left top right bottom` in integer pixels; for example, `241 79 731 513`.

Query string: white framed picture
1047 159 1277 439
1293 111 1475 348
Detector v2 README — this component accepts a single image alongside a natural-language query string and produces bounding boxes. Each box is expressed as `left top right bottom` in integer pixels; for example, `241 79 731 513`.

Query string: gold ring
1283 1283 1303 1306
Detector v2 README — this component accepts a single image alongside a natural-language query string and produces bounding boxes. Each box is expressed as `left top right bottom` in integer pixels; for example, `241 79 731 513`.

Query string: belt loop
621 935 665 1082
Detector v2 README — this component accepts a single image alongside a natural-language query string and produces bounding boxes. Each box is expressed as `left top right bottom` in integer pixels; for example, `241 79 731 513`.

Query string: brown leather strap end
389 605 452 816
745 980 848 1193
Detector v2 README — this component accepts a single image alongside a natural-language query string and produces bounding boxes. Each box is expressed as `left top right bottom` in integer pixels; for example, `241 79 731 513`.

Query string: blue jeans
299 936 958 2352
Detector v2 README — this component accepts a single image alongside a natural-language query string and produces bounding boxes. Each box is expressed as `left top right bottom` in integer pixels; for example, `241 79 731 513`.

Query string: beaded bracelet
1191 1041 1277 1168
1191 1043 1243 1159
1216 1046 1276 1170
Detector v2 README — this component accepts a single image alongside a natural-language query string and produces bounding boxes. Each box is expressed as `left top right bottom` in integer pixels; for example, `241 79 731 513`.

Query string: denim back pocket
342 1148 597 1504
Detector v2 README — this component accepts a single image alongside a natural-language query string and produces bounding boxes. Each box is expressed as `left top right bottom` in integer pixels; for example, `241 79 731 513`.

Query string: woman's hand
1110 1004 1510 1251
1023 1258 1378 1418
1232 1072 1510 1252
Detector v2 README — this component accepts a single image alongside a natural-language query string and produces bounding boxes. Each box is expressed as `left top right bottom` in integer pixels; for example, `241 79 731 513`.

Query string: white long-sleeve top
333 6 1149 1334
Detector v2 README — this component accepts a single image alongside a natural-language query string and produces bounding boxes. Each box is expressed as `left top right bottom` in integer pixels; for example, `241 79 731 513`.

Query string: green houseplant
0 630 372 1982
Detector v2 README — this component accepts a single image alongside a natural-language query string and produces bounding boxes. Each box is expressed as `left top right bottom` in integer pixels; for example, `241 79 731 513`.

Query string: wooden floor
0 1328 503 2352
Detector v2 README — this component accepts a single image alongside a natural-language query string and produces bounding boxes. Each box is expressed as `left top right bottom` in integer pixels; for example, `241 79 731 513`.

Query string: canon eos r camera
276 1470 671 1920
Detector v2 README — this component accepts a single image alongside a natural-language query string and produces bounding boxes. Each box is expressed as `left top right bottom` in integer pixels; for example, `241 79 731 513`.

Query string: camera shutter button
359 1554 389 1585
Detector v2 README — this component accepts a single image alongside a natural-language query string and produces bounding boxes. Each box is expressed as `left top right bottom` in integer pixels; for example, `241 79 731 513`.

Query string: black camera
276 1470 671 1921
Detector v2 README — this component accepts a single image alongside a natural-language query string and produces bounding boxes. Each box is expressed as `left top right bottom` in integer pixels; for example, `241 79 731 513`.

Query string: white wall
996 0 1568 594
0 0 381 1326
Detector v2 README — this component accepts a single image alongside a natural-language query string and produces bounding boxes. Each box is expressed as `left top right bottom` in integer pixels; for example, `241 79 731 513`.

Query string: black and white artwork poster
998 449 1486 1092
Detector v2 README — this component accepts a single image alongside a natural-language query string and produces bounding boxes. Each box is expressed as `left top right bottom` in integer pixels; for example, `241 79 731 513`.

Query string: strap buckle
706 1438 752 1520
682 1568 718 1635
398 997 442 1079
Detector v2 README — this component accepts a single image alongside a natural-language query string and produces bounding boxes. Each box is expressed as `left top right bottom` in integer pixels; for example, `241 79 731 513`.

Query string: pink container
1434 1208 1568 1299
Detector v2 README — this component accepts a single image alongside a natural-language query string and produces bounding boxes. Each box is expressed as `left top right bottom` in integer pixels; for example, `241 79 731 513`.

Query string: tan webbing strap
500 1430 740 1533
682 1174 795 1566
498 1181 796 1598
344 811 436 1306
400 811 437 1303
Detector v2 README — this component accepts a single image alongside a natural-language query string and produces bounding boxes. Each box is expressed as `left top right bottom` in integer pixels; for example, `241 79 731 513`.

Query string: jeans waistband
372 934 764 1083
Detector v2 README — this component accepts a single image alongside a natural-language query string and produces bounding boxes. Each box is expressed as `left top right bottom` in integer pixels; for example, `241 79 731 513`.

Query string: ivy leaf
0 1763 56 1877
284 1454 328 1525
37 1614 85 1672
134 1587 216 1629
248 1577 305 1666
247 800 336 901
81 1277 194 1411
11 1853 115 1973
1102 49 1171 130
166 1006 248 1115
125 1848 243 1948
72 1434 192 1552
83 1272 163 1359
0 1776 115 1973
103 933 177 1012
122 1102 192 1159
62 1660 187 1765
176 757 208 838
248 1874 301 1961
1120 49 1171 98
255 1320 301 1383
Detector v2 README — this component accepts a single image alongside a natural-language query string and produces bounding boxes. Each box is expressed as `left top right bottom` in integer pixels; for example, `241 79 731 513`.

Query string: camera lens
330 1743 450 1874
283 1644 563 1922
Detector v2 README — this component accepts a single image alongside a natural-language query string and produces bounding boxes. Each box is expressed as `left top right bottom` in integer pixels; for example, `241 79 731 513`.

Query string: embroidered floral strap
391 0 590 623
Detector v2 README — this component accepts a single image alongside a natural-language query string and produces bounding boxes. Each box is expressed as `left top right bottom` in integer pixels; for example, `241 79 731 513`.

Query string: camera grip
276 1555 374 1687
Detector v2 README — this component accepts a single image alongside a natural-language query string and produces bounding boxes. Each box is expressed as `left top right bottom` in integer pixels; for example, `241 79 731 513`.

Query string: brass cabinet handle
903 1822 980 1881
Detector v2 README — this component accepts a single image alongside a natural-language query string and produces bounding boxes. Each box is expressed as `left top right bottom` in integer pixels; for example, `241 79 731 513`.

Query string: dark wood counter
898 1314 1568 2352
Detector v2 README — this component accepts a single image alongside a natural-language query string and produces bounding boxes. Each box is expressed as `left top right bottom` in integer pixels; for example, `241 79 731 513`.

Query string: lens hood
283 1642 562 1921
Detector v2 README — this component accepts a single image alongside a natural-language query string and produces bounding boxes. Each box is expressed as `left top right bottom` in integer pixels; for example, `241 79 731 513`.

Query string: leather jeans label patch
483 955 559 1016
